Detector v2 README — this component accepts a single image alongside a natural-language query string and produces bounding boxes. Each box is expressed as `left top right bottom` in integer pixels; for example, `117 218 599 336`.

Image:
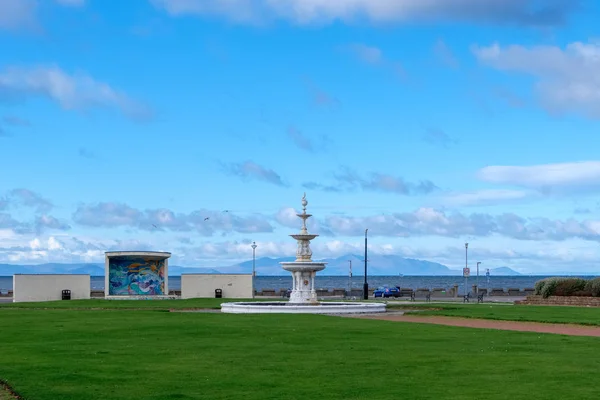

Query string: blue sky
1 0 600 273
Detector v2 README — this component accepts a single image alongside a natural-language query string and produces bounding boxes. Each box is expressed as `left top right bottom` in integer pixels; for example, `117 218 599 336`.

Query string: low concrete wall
256 287 461 298
519 295 600 307
13 274 90 303
181 274 252 299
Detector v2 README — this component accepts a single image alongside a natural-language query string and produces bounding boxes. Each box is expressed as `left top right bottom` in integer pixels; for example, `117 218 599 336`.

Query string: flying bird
204 217 210 221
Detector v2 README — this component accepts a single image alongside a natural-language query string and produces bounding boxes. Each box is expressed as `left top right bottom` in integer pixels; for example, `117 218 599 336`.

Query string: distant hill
0 263 220 276
316 254 456 276
0 263 105 275
225 254 489 276
0 256 524 276
489 267 521 276
169 266 222 275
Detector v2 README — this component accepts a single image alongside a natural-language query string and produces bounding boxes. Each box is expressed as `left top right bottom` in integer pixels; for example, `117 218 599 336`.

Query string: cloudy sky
1 0 600 273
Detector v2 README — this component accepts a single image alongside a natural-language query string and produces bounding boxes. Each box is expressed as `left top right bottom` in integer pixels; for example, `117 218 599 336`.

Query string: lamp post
348 260 352 298
464 242 469 297
476 261 481 294
364 229 369 300
251 241 257 298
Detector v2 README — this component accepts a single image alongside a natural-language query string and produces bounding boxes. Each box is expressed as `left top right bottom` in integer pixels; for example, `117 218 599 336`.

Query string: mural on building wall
108 257 165 295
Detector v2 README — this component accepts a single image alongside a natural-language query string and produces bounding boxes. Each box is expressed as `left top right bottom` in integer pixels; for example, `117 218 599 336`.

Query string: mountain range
0 254 522 276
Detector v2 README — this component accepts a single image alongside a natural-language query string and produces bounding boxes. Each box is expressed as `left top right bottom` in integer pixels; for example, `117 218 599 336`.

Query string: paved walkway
352 313 600 337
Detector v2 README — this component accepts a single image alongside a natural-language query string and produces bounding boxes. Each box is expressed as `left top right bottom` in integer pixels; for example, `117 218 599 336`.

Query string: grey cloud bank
473 41 600 119
221 160 287 187
151 0 579 27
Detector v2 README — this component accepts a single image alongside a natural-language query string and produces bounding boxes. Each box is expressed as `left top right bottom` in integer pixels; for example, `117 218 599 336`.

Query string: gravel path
0 382 20 399
353 314 600 337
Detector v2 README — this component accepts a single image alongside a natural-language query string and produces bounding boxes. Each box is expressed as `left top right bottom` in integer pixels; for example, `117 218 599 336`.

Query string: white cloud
275 207 299 229
322 207 600 242
0 65 151 119
0 235 152 264
73 203 142 228
442 189 531 207
473 41 600 119
3 231 600 274
151 0 577 26
478 161 600 192
305 167 437 196
6 234 600 274
29 237 42 250
72 202 274 235
35 215 71 233
1 188 53 212
221 160 287 186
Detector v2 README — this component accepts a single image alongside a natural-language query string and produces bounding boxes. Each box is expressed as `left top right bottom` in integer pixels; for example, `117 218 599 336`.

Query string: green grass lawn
1 309 600 399
388 303 600 326
0 298 256 310
4 298 600 326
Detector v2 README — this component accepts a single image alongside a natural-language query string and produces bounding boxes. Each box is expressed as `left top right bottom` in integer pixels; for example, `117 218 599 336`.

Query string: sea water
2 275 592 292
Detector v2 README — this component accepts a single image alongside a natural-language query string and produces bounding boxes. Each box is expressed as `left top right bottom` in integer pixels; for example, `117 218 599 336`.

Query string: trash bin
62 289 71 300
215 288 222 299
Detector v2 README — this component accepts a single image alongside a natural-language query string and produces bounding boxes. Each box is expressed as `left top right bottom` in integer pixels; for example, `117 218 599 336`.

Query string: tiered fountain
220 194 386 314
279 193 326 304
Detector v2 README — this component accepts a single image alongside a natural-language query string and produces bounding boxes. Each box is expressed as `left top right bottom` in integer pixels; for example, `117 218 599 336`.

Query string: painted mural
108 257 166 295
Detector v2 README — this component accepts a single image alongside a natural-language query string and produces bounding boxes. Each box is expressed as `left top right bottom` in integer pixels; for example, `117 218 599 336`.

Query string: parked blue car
373 286 400 298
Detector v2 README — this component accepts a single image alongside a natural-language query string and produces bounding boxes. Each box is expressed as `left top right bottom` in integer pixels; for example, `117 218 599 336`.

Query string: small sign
463 267 470 277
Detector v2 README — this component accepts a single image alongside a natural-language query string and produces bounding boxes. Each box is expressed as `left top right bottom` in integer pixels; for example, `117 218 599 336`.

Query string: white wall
13 274 91 303
181 274 252 299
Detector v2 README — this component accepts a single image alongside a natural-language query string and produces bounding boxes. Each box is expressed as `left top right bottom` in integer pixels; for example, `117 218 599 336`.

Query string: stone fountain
279 193 326 304
220 194 386 314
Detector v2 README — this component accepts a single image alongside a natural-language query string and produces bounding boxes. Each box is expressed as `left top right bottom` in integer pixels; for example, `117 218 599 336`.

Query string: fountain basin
220 301 386 314
280 262 326 272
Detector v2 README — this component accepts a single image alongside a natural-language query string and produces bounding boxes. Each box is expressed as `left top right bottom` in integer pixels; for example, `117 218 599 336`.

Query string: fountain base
220 301 386 314
280 261 326 304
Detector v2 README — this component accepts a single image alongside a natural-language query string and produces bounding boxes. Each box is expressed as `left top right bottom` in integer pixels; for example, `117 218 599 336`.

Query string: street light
364 229 369 300
348 260 352 298
251 241 257 298
464 242 469 297
476 261 481 294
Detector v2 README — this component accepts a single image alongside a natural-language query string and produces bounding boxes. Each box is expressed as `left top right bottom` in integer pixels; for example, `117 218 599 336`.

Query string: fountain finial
299 193 309 233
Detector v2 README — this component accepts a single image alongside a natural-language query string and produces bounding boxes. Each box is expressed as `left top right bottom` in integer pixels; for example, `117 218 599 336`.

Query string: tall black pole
464 242 469 296
363 228 368 300
251 242 257 299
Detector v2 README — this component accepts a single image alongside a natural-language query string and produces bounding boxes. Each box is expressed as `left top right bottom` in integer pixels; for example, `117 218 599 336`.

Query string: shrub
584 277 600 297
535 277 596 298
571 290 593 297
539 277 571 298
553 278 587 296
534 279 548 295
